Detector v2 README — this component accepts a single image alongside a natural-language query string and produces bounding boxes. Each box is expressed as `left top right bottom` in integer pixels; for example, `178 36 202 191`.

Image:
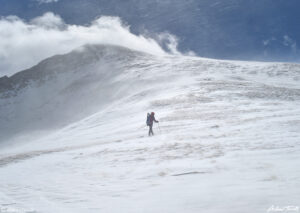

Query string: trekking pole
157 122 161 134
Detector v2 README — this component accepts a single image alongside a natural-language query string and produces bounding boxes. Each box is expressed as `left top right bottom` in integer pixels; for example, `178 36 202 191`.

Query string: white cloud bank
0 12 179 77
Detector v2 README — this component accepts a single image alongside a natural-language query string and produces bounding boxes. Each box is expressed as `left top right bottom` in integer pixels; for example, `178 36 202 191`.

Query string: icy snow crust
0 44 300 212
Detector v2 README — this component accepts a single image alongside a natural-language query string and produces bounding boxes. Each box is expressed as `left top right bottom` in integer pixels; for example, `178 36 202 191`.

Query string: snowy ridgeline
0 44 300 213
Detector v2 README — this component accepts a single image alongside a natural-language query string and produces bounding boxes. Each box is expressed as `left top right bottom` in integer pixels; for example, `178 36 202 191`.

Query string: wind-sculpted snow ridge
0 44 300 213
0 44 150 143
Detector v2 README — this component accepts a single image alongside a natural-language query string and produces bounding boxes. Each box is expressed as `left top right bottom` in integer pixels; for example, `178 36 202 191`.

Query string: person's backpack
146 113 151 126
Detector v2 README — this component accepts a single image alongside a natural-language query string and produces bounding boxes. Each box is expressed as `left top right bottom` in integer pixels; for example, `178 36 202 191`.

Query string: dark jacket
149 114 158 126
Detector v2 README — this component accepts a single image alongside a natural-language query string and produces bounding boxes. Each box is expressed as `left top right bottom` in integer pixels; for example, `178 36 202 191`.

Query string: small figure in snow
146 112 159 136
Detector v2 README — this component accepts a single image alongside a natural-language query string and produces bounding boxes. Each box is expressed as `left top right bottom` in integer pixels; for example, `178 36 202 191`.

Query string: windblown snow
0 44 299 213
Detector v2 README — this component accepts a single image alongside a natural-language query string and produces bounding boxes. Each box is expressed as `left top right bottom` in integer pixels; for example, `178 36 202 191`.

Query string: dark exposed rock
0 76 13 93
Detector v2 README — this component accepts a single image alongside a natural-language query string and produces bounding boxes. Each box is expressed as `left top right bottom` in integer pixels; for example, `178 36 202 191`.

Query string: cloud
30 12 65 29
0 13 179 77
263 37 276 46
283 35 297 53
35 0 59 4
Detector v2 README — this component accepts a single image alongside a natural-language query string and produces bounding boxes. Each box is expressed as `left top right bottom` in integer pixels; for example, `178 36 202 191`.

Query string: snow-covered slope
0 44 300 213
0 44 153 143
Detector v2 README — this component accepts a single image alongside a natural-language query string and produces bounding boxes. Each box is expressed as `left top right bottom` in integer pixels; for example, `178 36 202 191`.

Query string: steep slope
0 44 151 143
0 44 300 212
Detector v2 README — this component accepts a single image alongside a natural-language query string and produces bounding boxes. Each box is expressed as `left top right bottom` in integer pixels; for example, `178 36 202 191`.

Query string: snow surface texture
0 44 300 212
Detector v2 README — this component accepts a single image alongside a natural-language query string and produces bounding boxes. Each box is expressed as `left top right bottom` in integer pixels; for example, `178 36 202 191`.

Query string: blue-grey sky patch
0 0 300 62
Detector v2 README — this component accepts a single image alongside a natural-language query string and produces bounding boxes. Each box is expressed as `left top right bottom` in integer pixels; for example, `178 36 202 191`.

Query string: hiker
146 112 159 136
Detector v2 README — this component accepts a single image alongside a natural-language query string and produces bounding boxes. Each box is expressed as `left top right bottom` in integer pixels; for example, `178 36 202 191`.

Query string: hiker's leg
149 125 153 136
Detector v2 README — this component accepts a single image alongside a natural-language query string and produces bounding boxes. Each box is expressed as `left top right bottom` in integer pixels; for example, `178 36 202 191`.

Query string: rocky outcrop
0 76 13 93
